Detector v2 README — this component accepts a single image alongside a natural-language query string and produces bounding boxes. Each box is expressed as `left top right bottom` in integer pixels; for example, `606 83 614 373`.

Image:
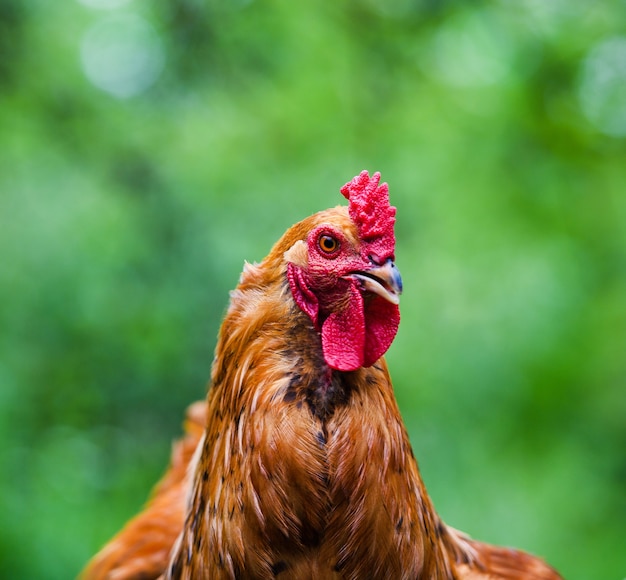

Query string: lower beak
346 259 403 305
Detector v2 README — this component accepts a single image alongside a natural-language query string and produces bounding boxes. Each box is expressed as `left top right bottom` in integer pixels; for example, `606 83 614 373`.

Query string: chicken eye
318 234 340 254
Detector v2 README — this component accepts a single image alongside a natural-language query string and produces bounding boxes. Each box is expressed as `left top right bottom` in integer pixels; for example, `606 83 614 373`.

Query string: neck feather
168 260 455 579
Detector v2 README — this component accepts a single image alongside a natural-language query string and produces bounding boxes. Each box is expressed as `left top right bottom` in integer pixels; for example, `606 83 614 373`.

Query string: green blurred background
1 0 624 578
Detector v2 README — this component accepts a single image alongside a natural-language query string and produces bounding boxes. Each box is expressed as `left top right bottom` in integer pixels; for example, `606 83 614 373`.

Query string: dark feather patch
271 560 288 575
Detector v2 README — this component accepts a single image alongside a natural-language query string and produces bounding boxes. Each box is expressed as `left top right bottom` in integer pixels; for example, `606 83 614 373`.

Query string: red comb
340 170 396 257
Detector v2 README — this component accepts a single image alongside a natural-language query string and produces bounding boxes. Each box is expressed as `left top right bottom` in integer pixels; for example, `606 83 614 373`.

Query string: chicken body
82 173 562 580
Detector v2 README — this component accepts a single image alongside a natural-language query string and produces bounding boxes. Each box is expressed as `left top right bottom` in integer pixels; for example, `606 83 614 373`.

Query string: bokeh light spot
578 35 626 137
426 9 517 87
80 14 165 99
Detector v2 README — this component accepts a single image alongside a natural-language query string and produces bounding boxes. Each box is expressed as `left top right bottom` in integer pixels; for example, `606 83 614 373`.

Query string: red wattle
321 283 366 372
320 281 400 372
362 297 400 368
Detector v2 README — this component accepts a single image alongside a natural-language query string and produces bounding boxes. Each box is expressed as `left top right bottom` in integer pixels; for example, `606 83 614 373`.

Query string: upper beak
346 258 403 305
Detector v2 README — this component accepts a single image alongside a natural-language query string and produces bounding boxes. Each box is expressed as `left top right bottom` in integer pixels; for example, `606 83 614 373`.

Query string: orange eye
318 234 340 254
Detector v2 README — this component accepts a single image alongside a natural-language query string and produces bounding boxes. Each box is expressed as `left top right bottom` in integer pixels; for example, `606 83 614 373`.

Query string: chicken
81 171 562 579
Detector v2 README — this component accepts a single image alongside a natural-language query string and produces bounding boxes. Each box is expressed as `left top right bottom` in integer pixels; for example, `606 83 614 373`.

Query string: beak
346 258 403 305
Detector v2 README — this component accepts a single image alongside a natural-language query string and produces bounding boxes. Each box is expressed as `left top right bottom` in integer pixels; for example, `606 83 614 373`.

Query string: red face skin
287 171 401 372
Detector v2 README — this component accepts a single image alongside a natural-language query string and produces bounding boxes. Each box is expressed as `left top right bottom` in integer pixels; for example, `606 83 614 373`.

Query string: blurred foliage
0 0 625 578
